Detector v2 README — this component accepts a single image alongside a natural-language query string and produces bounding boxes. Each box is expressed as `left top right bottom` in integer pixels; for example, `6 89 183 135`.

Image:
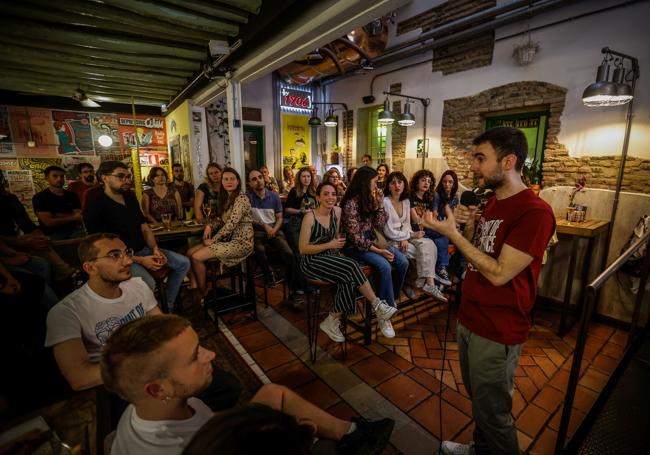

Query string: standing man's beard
174 176 184 182
474 171 505 190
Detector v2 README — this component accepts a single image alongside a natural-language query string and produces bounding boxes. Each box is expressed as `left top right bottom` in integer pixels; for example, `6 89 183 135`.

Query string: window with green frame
369 107 388 163
486 110 548 183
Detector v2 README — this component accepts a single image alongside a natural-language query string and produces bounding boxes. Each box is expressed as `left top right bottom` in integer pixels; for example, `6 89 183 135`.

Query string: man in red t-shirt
67 162 97 211
428 127 555 455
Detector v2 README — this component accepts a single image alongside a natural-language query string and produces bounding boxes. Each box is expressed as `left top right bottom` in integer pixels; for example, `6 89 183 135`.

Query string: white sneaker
403 285 417 300
319 314 345 342
423 283 448 302
378 319 395 338
372 298 397 320
440 440 474 455
435 271 452 287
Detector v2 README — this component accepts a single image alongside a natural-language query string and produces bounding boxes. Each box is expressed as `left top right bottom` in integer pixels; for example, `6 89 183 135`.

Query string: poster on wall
61 155 101 182
90 113 120 154
0 106 15 157
9 107 58 157
117 115 166 149
18 157 62 194
281 113 310 170
180 135 193 182
5 169 35 206
52 110 94 155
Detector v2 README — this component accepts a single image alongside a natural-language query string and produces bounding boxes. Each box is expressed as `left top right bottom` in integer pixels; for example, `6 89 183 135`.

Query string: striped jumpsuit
299 210 368 314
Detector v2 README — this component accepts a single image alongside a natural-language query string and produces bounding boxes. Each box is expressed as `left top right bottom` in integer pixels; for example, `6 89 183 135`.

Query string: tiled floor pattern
220 283 629 455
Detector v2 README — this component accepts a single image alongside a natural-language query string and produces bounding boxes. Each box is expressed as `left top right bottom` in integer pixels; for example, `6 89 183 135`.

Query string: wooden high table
555 217 610 337
151 221 205 242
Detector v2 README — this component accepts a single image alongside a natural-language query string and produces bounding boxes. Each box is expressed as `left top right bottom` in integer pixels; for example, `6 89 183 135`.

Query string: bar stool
303 277 347 363
204 256 257 322
149 266 172 313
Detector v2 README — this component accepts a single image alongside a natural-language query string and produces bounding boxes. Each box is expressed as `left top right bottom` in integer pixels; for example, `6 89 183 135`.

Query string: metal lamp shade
398 103 416 126
308 115 322 126
324 114 338 127
378 98 394 125
583 63 622 107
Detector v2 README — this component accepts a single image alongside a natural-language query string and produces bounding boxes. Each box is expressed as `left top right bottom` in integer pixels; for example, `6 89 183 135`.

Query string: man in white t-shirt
45 233 161 390
102 314 396 455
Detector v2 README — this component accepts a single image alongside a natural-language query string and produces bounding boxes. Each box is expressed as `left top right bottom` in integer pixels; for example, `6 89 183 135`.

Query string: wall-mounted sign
117 115 166 149
280 88 312 111
281 113 310 169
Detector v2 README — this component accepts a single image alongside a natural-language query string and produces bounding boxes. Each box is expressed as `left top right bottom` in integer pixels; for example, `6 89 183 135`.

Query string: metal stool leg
341 313 348 360
305 290 321 363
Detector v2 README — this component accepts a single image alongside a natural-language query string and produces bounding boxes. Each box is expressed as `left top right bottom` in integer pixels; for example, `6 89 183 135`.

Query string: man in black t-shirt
170 163 194 218
84 161 190 311
32 166 85 240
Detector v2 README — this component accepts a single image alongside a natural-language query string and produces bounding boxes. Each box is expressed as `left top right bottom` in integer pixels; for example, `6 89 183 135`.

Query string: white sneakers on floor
423 283 448 302
372 298 397 320
378 319 395 338
440 440 474 455
319 314 345 342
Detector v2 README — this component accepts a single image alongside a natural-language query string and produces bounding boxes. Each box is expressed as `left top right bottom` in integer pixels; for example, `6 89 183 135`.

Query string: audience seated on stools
246 169 301 307
299 182 396 343
322 168 347 205
102 314 395 455
170 163 195 219
141 166 183 224
341 166 409 339
84 161 190 311
408 170 452 288
44 233 242 407
280 165 294 197
383 171 448 303
259 165 280 193
0 171 76 282
431 170 461 285
187 168 253 302
194 162 222 224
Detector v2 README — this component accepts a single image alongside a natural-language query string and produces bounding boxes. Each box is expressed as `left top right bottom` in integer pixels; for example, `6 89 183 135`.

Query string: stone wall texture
441 80 650 192
397 0 495 75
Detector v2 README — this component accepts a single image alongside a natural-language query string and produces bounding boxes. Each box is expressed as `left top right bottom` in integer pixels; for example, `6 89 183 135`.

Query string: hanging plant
513 37 540 66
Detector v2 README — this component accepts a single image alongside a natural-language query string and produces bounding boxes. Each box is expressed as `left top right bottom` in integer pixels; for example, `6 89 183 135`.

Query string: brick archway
441 81 568 187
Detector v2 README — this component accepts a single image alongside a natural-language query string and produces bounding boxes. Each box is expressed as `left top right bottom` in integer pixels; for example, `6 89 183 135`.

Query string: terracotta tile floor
220 283 630 454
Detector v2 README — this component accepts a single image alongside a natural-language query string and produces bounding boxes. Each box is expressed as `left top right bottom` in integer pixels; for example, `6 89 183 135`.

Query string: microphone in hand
459 190 479 232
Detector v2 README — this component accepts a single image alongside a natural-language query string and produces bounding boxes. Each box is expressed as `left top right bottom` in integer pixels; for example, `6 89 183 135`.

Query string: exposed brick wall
432 32 494 75
342 110 353 170
391 100 406 172
440 81 650 192
397 0 495 36
397 0 495 75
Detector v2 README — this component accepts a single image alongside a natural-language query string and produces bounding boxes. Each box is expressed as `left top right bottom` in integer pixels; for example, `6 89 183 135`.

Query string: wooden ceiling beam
0 35 200 71
6 2 212 47
212 0 262 15
2 19 206 60
102 0 240 35
0 43 193 79
158 0 250 23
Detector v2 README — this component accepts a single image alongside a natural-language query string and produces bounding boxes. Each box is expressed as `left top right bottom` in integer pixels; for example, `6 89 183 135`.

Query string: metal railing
555 228 650 453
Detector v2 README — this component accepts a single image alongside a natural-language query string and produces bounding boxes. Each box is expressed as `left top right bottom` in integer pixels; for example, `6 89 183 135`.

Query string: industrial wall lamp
308 102 349 127
380 91 430 127
582 47 638 107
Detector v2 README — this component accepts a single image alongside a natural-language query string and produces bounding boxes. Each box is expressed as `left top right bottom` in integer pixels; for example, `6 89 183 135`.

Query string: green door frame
243 124 265 173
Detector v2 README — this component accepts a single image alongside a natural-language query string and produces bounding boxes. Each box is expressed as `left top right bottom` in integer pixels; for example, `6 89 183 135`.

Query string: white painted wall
241 73 277 174
328 0 650 166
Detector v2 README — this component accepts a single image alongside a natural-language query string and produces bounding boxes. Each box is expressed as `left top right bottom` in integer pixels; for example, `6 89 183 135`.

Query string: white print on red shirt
468 218 504 271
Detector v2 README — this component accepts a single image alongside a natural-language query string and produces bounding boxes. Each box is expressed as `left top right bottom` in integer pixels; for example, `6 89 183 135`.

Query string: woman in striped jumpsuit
299 182 396 343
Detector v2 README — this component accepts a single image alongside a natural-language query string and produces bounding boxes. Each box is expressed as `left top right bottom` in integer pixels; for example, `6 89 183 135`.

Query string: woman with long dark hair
375 163 389 191
187 168 253 297
383 172 448 302
195 162 222 222
300 182 395 342
341 166 407 338
409 170 451 288
284 166 317 250
430 170 460 282
142 166 182 223
322 168 346 204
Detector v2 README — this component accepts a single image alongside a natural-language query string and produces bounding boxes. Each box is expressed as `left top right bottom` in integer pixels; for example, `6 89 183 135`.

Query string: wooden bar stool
204 256 257 323
303 277 347 363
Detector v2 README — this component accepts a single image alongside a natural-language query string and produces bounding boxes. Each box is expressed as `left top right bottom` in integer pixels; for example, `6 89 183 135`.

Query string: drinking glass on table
161 213 172 231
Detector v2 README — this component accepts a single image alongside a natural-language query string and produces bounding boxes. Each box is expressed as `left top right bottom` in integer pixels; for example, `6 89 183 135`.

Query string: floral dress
208 193 254 267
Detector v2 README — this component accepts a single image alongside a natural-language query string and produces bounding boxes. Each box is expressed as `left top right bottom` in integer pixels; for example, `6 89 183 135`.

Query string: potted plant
522 157 542 195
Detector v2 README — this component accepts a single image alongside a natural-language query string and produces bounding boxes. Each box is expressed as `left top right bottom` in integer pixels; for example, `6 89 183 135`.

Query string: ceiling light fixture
308 108 322 126
73 88 100 108
97 135 113 147
308 102 349 128
398 101 416 126
582 48 636 107
324 110 338 127
383 91 431 169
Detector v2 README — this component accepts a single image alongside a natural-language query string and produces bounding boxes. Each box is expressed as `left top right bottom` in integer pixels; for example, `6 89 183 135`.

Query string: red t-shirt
68 181 95 210
459 188 556 345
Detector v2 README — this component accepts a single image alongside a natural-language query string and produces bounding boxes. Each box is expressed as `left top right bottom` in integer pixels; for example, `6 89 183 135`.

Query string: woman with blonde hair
187 168 253 298
280 166 294 197
141 166 182 223
194 163 222 222
284 166 317 250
